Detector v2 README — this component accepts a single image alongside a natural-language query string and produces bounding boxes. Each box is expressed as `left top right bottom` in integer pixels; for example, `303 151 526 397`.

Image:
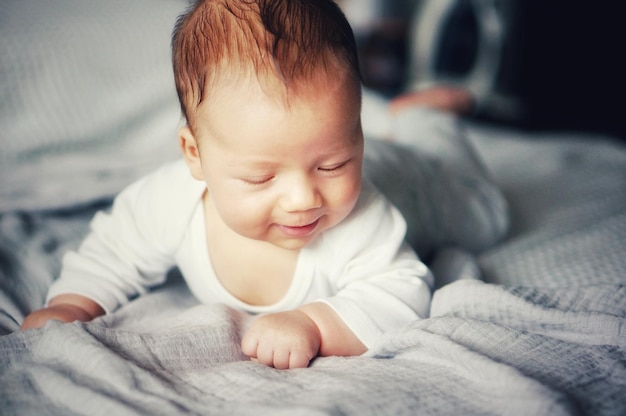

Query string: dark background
355 0 626 139
500 1 625 139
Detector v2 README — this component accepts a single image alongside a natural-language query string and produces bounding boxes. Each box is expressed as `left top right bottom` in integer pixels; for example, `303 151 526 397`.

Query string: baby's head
172 0 361 129
172 0 364 250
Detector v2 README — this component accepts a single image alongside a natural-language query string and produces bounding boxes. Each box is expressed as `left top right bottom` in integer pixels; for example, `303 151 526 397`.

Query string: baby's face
189 74 363 250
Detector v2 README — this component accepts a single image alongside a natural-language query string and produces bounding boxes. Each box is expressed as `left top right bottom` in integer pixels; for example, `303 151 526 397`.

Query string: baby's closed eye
318 159 352 173
240 176 274 186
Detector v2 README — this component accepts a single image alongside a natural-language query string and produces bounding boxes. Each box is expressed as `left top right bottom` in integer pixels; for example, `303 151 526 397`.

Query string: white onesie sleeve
46 160 205 313
315 181 434 348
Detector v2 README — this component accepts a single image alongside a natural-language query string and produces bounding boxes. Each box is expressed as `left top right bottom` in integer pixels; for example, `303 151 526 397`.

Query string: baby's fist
241 310 321 369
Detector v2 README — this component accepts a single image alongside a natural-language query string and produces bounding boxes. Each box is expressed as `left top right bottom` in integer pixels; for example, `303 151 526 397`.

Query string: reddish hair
172 0 361 127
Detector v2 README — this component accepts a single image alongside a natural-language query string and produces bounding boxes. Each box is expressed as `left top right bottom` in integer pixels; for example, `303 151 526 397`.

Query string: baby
21 0 433 369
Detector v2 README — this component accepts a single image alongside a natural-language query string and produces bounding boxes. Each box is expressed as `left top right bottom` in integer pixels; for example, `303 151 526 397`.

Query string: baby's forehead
202 64 360 112
192 69 362 146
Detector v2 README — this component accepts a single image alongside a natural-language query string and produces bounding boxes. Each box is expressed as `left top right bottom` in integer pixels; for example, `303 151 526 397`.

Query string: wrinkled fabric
1 279 624 415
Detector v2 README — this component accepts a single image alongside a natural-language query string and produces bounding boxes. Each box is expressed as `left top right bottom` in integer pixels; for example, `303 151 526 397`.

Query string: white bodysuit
48 159 433 347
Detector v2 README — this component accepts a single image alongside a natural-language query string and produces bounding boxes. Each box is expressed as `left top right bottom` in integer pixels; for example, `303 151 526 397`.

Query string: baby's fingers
259 347 310 369
240 311 320 369
271 348 292 370
241 331 280 367
288 351 312 369
240 332 259 359
241 335 311 369
254 342 277 368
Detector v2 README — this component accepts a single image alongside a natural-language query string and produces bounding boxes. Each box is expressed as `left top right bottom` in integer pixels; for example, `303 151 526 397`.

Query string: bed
1 1 625 415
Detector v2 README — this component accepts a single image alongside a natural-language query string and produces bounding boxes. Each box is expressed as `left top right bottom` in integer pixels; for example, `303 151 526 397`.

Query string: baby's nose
280 176 322 212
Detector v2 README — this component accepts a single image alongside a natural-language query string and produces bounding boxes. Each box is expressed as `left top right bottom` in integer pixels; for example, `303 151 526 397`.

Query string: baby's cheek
332 176 361 216
220 198 272 236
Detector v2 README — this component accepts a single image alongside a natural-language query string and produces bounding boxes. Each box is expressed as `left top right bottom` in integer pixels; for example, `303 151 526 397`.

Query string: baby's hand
241 310 321 369
20 294 105 330
21 305 90 330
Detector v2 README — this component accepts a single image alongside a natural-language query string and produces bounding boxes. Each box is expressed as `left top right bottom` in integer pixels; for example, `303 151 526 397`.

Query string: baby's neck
203 195 300 306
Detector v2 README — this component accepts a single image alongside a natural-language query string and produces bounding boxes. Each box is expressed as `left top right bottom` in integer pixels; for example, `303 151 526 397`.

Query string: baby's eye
241 176 273 186
318 160 350 173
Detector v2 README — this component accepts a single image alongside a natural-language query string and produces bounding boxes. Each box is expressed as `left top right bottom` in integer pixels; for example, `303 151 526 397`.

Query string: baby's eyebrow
317 143 358 157
233 159 278 172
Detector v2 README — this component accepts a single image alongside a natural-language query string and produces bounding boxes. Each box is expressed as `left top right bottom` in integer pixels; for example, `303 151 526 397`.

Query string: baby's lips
278 218 320 238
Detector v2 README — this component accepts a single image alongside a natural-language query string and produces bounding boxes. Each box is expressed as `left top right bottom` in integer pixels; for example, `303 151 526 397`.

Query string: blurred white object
408 0 521 119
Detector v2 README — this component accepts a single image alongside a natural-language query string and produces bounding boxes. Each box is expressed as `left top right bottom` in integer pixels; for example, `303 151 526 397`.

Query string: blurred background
338 0 626 140
2 0 625 213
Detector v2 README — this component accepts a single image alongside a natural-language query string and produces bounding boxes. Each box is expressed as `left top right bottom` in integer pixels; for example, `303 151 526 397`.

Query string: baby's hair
172 0 361 127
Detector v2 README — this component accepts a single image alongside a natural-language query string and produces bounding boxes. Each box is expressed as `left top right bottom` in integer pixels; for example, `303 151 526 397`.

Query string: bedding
467 125 626 287
1 123 624 415
0 0 182 212
1 1 625 415
1 277 624 415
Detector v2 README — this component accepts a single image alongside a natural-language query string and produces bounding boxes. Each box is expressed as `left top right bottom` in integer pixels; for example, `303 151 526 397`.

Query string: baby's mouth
278 218 321 238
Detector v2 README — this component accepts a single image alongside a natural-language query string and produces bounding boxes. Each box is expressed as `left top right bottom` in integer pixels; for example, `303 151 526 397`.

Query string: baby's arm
242 184 432 370
241 302 366 369
20 294 104 330
20 161 199 331
298 302 366 357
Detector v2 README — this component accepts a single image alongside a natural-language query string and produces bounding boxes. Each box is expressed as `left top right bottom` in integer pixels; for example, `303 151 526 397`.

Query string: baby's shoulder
124 159 204 204
109 158 206 238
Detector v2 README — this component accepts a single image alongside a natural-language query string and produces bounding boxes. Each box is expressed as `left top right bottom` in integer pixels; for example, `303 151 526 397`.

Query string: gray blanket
2 2 625 413
1 276 624 415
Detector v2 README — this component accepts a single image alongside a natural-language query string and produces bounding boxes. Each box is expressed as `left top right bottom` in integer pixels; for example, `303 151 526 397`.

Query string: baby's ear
178 126 204 180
